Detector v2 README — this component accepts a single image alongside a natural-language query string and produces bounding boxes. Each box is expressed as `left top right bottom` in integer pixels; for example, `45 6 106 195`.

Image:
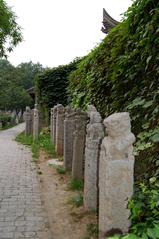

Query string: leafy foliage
0 112 11 126
108 178 159 239
68 178 84 191
0 0 22 57
35 59 81 113
0 59 44 111
68 193 83 207
68 0 159 180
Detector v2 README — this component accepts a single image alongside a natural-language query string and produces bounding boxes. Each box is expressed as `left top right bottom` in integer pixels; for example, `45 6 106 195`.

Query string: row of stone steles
50 104 136 238
24 104 135 238
24 104 39 140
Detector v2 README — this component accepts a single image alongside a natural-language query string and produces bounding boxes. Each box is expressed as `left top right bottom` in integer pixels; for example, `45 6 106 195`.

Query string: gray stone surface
55 104 65 156
98 112 135 238
0 123 52 239
50 106 57 146
72 110 87 180
33 104 39 140
50 108 54 143
64 107 75 171
84 105 104 211
25 106 32 136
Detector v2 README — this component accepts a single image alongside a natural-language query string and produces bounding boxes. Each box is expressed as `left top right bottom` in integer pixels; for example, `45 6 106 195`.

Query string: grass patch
83 223 98 239
16 132 33 146
1 123 15 130
56 166 66 174
68 178 84 191
16 128 56 161
68 193 83 207
38 129 56 157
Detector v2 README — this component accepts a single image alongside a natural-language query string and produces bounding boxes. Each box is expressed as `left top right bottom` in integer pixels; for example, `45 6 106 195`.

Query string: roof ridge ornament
101 8 119 34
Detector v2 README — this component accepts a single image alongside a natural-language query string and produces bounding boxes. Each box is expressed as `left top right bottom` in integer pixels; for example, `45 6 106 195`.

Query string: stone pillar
30 109 34 135
33 104 39 140
99 112 135 238
50 108 54 143
55 104 65 156
52 106 57 145
64 107 75 171
72 110 88 181
25 106 32 136
84 105 104 211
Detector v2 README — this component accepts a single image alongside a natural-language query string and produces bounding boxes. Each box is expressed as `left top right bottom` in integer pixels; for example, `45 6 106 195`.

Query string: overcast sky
6 0 132 68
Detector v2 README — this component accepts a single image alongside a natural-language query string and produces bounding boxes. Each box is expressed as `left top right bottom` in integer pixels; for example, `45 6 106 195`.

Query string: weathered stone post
55 104 65 156
84 105 104 211
50 107 54 143
72 110 88 180
25 106 32 136
52 106 57 145
99 112 135 238
64 107 75 171
33 104 39 140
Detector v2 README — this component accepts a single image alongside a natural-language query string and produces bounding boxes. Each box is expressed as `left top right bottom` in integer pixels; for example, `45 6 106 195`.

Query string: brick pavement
0 124 52 239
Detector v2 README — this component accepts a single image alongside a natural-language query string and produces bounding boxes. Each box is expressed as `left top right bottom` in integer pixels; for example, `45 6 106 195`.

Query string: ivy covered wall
68 0 159 180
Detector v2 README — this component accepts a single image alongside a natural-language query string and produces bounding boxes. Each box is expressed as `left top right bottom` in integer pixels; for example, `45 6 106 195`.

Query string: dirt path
37 152 97 239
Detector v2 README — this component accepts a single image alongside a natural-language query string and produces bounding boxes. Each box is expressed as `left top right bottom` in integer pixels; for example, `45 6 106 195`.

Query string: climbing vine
68 0 159 181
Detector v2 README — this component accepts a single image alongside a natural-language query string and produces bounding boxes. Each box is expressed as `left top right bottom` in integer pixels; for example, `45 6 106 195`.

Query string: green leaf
141 233 148 239
151 134 159 143
146 56 152 65
147 228 157 239
143 101 153 108
123 234 138 239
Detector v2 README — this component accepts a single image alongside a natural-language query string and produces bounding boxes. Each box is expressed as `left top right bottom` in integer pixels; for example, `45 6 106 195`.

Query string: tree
0 59 33 111
16 61 44 89
0 0 22 57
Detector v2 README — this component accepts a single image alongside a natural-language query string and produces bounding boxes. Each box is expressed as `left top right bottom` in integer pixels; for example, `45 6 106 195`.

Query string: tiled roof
101 8 119 34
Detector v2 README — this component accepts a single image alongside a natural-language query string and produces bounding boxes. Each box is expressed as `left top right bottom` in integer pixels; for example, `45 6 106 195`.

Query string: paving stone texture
0 123 52 239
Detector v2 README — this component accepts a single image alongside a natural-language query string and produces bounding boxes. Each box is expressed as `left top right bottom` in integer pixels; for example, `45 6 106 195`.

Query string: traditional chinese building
101 8 119 34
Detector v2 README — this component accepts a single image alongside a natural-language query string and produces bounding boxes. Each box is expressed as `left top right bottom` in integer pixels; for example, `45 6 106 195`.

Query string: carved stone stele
50 106 57 145
55 104 65 156
25 106 32 136
33 105 39 140
72 110 88 180
50 108 54 143
64 107 75 171
99 112 135 238
84 105 104 211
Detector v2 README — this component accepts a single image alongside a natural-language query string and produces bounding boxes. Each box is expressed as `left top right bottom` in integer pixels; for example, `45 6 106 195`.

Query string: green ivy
68 0 159 180
108 178 159 239
35 58 81 114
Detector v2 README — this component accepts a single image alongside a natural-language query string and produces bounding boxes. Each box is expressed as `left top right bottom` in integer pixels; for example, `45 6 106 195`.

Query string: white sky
6 0 132 68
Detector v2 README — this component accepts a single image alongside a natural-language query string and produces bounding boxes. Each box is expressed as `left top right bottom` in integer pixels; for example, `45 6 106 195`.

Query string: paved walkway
0 124 52 239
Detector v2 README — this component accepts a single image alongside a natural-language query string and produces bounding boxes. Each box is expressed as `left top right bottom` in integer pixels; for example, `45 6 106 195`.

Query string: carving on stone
72 110 88 180
103 112 135 160
33 105 39 140
64 106 76 171
55 104 65 156
25 106 32 136
99 112 135 238
50 106 58 145
84 105 104 211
